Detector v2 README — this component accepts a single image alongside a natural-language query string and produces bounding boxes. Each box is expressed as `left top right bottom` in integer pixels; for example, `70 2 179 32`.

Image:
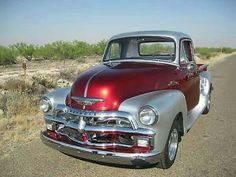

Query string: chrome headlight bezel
39 97 52 113
138 106 158 125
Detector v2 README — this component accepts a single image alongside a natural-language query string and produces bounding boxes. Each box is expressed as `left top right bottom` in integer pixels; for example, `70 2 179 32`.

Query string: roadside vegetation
0 40 107 65
0 79 44 150
1 40 235 65
195 47 236 59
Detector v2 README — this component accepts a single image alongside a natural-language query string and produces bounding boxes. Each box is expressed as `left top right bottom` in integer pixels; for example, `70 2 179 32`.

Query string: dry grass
0 115 44 156
59 68 77 81
0 83 44 151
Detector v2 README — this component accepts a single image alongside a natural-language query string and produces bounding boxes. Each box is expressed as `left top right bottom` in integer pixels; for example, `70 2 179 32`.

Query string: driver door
179 39 200 111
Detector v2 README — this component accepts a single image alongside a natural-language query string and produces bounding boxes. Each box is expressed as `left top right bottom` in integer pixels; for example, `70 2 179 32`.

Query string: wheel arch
175 112 184 137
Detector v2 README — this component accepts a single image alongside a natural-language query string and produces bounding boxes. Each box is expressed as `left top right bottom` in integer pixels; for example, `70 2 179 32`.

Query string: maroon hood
67 62 178 111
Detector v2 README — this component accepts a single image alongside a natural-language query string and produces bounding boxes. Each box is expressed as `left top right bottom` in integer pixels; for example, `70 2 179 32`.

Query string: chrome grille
53 104 137 129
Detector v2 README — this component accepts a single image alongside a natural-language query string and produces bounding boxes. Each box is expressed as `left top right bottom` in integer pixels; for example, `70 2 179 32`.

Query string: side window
107 42 121 60
180 40 193 64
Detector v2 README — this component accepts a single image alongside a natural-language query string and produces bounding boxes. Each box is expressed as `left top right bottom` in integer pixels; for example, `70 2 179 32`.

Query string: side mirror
187 63 196 70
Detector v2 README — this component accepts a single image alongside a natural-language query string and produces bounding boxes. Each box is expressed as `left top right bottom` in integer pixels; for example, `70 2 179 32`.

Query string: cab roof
110 30 191 42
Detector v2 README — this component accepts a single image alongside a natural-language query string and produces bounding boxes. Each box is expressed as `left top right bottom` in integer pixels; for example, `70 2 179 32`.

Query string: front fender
118 90 187 153
42 87 71 107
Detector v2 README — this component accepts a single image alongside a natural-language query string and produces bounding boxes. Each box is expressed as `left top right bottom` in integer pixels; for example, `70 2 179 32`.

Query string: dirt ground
0 56 101 83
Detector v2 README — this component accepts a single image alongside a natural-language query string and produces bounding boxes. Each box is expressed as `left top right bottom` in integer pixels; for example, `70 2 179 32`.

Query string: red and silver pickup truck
40 31 213 169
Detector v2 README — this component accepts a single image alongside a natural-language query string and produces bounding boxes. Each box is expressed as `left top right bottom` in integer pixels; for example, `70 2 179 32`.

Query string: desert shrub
2 78 48 95
32 75 57 89
0 40 107 65
0 93 8 113
195 47 220 59
77 57 86 63
3 79 31 93
0 78 50 147
59 69 76 81
0 91 44 147
5 92 40 117
0 46 16 65
222 47 236 54
195 47 236 59
37 78 56 88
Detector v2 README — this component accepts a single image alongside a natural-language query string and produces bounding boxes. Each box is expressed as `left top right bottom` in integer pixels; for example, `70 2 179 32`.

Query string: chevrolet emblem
71 96 104 106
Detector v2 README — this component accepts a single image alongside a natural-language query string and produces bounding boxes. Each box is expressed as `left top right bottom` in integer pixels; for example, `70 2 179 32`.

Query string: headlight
139 106 158 125
39 98 51 112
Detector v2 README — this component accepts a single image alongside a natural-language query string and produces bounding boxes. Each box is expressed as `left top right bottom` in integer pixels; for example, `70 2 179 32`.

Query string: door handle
168 80 179 87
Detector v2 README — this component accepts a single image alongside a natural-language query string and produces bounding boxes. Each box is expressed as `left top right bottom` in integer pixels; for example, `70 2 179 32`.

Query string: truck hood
67 62 178 111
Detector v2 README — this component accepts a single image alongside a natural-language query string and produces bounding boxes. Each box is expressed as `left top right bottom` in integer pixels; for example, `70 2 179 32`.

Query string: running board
186 93 208 130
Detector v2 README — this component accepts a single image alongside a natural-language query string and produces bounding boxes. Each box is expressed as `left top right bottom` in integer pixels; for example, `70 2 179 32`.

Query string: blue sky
0 0 236 47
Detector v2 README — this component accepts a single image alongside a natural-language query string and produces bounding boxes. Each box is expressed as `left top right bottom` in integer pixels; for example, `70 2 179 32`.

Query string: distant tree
2 39 235 66
73 40 91 57
10 43 36 60
92 40 107 55
0 45 16 65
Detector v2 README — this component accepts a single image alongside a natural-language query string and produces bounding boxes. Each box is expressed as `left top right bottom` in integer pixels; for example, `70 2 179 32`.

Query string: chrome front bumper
41 105 161 166
41 132 161 166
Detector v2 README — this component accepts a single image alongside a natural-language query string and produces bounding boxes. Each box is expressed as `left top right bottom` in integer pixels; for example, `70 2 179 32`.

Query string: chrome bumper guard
41 132 161 166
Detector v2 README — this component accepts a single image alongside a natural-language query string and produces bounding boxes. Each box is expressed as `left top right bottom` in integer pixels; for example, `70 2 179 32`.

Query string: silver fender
200 71 212 96
42 87 71 107
118 90 187 153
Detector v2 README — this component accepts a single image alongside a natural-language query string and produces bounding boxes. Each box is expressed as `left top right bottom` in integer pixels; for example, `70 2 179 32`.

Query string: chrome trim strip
84 69 106 97
41 132 161 166
71 96 104 102
102 59 179 67
44 114 155 135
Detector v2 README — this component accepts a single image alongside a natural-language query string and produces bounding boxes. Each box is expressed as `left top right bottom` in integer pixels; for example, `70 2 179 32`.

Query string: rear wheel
158 121 179 169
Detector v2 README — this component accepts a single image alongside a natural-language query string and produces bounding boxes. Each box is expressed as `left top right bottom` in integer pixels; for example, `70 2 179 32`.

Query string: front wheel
158 121 179 169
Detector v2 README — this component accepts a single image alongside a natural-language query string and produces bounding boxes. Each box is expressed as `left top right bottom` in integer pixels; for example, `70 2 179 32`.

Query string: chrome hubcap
168 128 178 161
207 93 211 109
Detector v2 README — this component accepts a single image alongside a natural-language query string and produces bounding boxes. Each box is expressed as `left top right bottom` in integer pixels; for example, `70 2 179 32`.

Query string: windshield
103 36 176 62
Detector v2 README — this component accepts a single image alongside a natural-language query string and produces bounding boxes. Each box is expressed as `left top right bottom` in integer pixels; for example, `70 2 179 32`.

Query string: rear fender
200 71 212 96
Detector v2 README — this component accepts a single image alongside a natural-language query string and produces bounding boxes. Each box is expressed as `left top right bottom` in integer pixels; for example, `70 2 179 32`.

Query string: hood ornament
71 96 104 106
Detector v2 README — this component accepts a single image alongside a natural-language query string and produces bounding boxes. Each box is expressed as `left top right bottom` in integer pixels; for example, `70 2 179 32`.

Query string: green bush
0 40 108 65
222 47 236 54
2 40 235 64
0 46 16 65
195 47 236 59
